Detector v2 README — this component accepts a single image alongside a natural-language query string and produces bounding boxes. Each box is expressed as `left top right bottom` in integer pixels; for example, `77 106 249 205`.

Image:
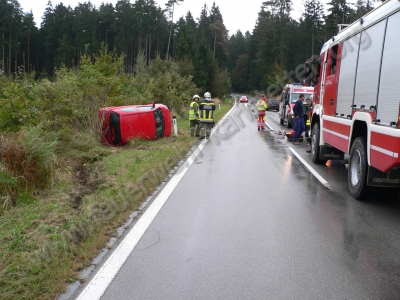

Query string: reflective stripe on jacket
199 100 215 122
189 101 199 120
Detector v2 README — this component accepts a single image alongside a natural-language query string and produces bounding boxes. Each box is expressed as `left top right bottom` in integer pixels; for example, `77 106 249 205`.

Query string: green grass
0 100 232 300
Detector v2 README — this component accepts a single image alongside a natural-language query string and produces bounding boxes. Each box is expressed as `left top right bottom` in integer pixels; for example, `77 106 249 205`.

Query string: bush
0 125 58 206
0 80 40 133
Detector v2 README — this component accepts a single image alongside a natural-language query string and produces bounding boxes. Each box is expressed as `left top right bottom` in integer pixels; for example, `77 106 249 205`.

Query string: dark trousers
200 122 213 139
293 117 305 142
190 120 200 137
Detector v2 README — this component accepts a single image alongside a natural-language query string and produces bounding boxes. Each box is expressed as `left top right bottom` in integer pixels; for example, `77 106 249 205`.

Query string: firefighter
199 92 216 139
256 96 268 130
189 94 201 137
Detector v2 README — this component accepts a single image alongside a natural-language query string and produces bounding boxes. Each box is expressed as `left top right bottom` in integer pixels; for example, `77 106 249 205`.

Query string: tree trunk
145 35 148 64
138 33 142 56
27 34 30 73
8 31 11 75
149 33 152 62
213 31 216 60
311 24 314 56
166 4 174 59
105 23 108 43
2 31 4 72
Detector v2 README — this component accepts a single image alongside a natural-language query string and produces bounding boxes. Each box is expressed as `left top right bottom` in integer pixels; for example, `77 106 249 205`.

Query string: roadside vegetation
0 45 233 300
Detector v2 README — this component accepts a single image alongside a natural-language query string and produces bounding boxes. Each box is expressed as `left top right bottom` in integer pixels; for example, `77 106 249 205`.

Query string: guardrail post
172 116 178 136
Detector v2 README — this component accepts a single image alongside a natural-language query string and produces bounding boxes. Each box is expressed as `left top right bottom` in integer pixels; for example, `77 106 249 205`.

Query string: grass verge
0 99 233 300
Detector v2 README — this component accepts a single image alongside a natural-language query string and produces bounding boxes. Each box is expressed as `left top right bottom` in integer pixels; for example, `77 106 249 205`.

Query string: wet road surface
77 100 400 299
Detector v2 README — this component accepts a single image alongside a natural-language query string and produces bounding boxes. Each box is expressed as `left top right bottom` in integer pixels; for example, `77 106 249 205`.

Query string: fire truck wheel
311 123 327 164
348 137 372 200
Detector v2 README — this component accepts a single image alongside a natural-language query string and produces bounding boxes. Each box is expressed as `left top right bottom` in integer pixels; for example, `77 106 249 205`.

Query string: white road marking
76 106 234 300
265 121 274 131
289 147 331 190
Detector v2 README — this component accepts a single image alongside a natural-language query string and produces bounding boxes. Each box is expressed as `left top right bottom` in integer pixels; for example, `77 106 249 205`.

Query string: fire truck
279 83 314 128
308 0 400 200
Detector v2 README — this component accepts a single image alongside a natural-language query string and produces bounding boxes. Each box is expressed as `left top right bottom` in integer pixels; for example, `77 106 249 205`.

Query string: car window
120 108 138 112
291 93 313 103
136 106 155 111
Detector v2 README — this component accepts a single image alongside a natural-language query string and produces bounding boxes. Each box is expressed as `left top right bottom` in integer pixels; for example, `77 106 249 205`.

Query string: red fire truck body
99 103 171 146
310 0 400 199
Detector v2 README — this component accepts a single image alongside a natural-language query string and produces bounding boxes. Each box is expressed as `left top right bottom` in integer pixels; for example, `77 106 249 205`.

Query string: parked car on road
267 99 279 111
240 96 248 103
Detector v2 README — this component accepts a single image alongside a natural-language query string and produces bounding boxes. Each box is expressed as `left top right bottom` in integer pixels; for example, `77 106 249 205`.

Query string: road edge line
75 104 234 300
289 147 331 190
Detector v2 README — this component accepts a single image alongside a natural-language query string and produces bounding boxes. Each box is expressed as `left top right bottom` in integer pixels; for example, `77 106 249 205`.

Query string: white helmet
192 94 200 100
204 92 211 98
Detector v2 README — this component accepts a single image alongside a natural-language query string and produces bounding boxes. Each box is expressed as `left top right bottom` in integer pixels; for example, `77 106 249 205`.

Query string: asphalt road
77 97 400 299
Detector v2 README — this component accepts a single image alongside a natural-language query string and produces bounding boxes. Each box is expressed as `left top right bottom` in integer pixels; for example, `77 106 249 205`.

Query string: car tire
348 137 372 200
311 123 327 164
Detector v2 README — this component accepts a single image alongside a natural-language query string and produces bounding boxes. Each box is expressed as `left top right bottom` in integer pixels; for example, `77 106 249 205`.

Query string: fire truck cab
279 83 314 128
309 0 400 200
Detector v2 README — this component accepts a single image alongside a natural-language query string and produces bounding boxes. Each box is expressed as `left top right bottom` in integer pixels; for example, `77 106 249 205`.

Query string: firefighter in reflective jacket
256 96 268 130
189 94 201 137
199 92 216 139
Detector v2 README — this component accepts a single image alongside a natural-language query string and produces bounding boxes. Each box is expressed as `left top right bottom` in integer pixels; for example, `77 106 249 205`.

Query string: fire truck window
330 45 338 75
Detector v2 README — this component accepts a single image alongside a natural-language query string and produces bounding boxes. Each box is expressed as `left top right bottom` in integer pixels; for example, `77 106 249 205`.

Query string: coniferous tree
20 12 38 73
208 3 228 68
98 3 115 46
301 0 325 58
324 0 354 37
1 0 23 74
174 12 197 60
165 0 184 59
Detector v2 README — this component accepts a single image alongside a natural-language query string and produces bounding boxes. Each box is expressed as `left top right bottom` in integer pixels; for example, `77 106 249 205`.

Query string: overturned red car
99 103 172 146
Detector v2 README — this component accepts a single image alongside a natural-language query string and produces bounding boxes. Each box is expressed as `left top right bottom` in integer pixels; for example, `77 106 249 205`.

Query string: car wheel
311 123 327 164
348 137 372 200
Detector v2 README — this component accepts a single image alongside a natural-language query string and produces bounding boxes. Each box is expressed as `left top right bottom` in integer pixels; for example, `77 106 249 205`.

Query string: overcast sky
17 0 316 34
